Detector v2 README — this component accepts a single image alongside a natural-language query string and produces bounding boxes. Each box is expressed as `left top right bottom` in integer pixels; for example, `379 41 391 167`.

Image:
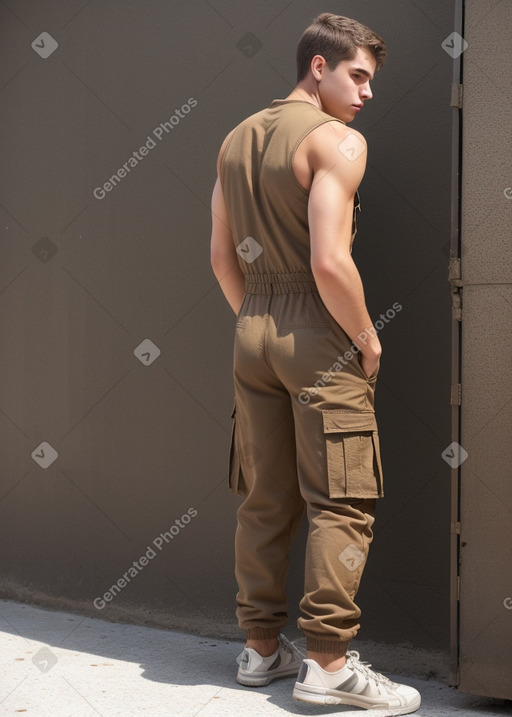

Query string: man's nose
361 82 373 100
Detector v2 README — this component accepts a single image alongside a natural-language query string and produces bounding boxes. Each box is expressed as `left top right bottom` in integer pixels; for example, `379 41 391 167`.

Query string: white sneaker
293 650 421 715
236 634 305 687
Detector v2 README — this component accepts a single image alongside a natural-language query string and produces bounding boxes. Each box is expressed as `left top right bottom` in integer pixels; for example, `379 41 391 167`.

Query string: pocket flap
322 409 377 434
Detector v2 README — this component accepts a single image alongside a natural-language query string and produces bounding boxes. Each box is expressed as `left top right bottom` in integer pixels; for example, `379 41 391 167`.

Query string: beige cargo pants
229 272 384 654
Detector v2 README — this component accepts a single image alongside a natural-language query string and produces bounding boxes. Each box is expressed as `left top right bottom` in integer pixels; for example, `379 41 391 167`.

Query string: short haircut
296 12 387 82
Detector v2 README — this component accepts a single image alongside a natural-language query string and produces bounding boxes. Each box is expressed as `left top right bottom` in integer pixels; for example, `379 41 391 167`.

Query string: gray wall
458 0 512 699
0 1 454 654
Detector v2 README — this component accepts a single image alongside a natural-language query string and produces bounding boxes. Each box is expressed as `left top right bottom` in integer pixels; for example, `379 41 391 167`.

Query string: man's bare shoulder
305 120 367 160
294 119 367 193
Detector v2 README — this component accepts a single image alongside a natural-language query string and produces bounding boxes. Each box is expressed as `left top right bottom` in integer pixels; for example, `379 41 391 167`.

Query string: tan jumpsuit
220 99 384 654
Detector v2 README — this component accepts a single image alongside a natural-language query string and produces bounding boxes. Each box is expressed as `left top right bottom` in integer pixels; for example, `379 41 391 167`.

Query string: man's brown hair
296 13 387 82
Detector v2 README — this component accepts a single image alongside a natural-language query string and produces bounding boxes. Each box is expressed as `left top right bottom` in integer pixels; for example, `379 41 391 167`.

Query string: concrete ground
1 599 511 716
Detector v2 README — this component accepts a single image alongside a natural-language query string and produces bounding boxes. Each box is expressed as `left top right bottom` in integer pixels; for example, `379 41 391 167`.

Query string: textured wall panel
458 0 512 700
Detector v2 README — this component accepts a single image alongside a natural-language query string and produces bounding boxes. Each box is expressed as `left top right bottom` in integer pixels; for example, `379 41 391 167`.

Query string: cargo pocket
322 409 384 499
229 401 247 498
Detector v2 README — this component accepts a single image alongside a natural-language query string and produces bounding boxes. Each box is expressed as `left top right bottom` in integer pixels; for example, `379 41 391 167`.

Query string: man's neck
285 83 321 108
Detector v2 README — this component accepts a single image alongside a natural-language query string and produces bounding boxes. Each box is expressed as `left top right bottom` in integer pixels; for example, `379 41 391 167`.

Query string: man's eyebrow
352 67 374 81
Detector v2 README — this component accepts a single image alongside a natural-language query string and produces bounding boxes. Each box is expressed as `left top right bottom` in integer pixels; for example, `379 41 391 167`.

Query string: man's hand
359 350 381 379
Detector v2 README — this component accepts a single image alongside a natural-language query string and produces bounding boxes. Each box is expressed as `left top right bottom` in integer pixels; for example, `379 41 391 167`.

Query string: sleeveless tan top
219 99 361 278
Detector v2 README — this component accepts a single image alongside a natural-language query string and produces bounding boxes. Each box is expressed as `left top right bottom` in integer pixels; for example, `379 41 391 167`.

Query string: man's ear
310 54 327 81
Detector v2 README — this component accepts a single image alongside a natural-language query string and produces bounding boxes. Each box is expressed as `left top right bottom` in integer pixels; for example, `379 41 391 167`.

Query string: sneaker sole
293 683 421 715
237 665 301 687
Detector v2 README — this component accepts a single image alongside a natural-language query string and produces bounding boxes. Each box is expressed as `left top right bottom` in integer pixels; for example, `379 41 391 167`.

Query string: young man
210 13 421 714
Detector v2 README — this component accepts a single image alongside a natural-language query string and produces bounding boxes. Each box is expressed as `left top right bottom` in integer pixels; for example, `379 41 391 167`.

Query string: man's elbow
210 248 223 276
210 245 234 278
311 252 352 282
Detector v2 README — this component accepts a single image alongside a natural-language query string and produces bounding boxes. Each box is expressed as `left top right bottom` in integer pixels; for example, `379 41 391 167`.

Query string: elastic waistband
245 272 318 294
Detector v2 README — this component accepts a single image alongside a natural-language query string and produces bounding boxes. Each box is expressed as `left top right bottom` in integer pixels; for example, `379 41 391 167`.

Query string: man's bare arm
210 132 245 315
307 123 381 377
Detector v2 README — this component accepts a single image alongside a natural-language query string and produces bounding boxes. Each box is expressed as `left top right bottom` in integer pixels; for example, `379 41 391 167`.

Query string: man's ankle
307 650 347 672
245 637 279 657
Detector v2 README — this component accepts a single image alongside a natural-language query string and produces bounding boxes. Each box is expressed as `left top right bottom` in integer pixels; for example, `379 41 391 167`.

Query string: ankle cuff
305 635 350 654
245 627 281 640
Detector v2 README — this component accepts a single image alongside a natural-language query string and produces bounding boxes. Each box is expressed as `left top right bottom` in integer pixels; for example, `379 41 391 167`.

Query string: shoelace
346 650 398 688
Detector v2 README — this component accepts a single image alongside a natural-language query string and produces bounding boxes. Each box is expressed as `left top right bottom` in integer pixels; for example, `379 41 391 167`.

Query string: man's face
316 47 377 123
